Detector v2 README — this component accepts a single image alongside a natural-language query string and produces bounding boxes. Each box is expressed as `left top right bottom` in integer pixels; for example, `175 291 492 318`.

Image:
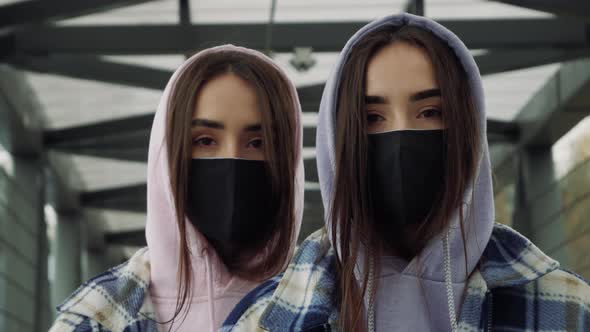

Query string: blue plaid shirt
49 248 159 332
222 223 590 331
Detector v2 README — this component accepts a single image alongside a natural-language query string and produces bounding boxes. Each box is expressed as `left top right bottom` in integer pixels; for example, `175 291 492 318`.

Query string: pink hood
145 45 304 332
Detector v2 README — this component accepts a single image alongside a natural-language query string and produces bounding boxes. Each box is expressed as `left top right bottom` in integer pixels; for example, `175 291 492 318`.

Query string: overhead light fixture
290 47 316 72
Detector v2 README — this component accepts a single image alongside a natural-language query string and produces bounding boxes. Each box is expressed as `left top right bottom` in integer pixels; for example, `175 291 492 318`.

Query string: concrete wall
0 65 50 332
0 159 49 332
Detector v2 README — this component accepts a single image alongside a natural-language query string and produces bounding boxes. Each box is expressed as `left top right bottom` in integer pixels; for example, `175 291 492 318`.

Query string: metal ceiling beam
45 113 154 144
0 0 158 29
179 0 192 59
305 159 318 183
298 84 324 110
299 189 325 242
477 48 590 76
9 18 588 55
9 55 173 90
516 59 590 147
9 53 326 103
8 55 324 101
179 0 190 26
46 131 150 162
105 229 146 247
405 0 425 16
493 57 590 194
81 183 146 213
9 46 588 93
43 113 153 157
491 0 590 21
487 119 520 143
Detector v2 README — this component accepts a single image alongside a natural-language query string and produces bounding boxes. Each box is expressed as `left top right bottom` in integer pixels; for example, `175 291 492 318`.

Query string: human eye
246 138 263 149
367 112 385 123
417 108 442 119
193 136 216 147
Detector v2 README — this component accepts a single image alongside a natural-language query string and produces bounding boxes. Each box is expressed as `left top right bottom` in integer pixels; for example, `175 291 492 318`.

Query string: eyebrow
191 119 262 132
410 88 441 102
191 119 224 129
364 95 387 104
364 88 442 104
244 124 262 132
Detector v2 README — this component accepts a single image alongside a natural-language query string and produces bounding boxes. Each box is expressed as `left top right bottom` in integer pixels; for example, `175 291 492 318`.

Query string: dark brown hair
331 26 480 331
165 49 298 326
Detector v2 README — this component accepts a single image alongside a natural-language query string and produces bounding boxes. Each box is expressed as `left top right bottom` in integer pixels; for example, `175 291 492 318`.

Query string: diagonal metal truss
492 0 590 21
3 18 587 56
0 0 158 29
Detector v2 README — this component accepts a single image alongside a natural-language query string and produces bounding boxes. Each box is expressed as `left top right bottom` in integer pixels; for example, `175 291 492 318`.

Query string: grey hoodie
316 13 495 331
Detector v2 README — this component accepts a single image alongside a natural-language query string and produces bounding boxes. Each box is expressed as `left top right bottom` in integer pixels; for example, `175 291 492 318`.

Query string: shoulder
50 248 155 332
534 268 590 304
466 224 590 331
480 223 560 288
50 310 158 332
490 268 590 331
493 267 590 306
483 224 589 306
49 312 102 332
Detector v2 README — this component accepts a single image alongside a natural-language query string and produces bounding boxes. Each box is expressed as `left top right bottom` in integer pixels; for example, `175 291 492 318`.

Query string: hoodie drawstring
368 232 458 332
443 230 458 332
203 249 216 332
367 254 376 332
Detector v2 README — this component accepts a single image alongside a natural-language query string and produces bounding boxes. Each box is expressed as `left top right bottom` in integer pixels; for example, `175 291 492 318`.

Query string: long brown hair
331 26 480 331
165 49 298 326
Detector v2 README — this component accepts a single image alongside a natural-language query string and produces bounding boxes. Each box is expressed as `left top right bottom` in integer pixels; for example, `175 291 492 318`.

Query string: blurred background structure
0 0 589 330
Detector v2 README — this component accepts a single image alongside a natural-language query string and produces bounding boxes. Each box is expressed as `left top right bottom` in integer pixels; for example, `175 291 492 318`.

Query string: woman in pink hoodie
49 45 304 332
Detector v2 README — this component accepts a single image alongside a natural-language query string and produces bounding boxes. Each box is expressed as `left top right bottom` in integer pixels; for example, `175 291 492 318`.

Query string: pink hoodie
145 45 305 332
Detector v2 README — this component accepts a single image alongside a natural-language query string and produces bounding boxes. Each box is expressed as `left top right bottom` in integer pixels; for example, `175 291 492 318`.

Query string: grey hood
315 13 495 331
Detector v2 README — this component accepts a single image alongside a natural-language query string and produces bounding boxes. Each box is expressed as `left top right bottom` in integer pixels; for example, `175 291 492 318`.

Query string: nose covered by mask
185 158 278 257
368 129 446 229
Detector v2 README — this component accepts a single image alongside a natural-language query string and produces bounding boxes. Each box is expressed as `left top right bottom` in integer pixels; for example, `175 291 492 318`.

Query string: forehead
192 72 261 122
365 42 438 95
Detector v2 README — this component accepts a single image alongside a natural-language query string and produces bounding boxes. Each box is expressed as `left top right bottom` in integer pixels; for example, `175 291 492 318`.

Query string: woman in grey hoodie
222 13 590 332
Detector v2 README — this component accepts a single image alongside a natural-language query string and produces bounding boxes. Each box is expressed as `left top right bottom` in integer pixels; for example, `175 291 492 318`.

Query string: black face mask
186 159 278 255
367 129 446 229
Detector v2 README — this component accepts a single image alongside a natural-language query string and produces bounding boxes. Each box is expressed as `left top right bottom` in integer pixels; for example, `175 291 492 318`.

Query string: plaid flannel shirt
48 248 159 332
222 223 590 332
